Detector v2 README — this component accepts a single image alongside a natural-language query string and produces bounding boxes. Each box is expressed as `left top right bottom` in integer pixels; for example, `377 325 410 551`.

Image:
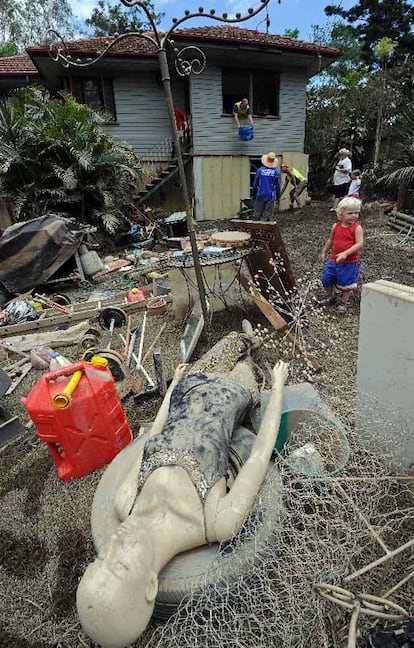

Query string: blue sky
70 0 355 42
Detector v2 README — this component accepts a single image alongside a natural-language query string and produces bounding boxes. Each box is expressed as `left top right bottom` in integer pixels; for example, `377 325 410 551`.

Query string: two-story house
0 26 340 219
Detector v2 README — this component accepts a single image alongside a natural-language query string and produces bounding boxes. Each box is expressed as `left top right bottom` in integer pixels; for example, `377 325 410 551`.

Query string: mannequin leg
189 322 260 377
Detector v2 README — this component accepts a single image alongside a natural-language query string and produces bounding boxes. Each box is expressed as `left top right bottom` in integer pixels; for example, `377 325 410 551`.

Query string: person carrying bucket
233 98 254 128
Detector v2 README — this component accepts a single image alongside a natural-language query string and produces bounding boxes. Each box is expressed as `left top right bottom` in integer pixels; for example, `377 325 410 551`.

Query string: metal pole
158 47 209 322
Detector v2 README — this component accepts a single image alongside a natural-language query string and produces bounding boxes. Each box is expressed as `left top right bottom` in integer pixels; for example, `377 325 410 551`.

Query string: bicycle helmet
3 300 38 325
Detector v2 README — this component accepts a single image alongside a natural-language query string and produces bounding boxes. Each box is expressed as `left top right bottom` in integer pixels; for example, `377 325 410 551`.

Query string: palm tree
0 86 142 235
380 105 414 186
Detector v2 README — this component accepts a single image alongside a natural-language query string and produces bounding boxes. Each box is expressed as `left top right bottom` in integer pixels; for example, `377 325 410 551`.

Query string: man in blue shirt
252 152 281 221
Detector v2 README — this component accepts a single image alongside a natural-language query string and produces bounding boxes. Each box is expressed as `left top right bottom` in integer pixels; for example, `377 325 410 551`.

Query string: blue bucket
238 125 254 141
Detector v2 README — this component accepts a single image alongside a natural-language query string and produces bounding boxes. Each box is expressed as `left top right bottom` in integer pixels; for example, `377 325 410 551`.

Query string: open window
63 77 117 121
222 68 280 117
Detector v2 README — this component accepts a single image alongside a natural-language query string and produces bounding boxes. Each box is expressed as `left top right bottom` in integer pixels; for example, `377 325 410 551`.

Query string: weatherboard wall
190 64 307 156
104 65 307 158
103 74 186 157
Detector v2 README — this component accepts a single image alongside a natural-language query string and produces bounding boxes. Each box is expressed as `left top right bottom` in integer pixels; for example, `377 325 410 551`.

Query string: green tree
311 21 369 88
283 28 299 39
0 41 17 57
372 37 397 164
85 0 164 36
380 104 414 189
0 87 142 237
0 0 74 52
324 0 414 68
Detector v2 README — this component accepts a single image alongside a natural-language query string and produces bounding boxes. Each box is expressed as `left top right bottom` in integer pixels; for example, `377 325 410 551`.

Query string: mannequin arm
211 361 288 541
114 364 188 521
148 364 188 439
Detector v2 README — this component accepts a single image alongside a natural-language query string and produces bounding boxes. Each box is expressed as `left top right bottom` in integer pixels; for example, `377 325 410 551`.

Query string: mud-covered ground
0 201 413 647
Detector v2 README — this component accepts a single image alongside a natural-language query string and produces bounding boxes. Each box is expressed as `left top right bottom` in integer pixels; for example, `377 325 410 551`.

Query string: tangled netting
137 420 414 648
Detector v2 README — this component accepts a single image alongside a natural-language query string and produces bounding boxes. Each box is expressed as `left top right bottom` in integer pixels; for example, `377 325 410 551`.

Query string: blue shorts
321 260 360 291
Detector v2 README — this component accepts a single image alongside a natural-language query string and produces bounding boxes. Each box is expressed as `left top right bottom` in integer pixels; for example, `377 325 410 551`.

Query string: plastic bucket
275 409 350 477
238 125 254 141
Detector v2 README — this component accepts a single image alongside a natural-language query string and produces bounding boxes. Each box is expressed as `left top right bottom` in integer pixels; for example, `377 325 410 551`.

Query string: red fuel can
25 358 132 481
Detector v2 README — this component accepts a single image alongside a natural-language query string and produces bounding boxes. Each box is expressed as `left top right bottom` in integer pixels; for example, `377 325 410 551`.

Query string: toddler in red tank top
317 197 363 314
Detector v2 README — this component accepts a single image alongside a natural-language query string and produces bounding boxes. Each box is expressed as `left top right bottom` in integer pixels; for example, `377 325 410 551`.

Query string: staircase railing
137 136 174 190
135 125 192 197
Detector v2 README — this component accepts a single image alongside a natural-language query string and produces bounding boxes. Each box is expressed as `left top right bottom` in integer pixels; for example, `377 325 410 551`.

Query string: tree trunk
373 102 383 166
397 180 409 212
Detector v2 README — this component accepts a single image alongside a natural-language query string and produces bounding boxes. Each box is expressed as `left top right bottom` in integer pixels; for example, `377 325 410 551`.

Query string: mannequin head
77 519 158 648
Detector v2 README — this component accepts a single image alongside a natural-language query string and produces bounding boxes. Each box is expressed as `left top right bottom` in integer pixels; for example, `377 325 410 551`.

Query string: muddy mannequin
77 322 289 648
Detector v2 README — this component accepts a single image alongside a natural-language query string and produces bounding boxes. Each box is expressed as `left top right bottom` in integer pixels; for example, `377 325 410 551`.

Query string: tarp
0 215 82 294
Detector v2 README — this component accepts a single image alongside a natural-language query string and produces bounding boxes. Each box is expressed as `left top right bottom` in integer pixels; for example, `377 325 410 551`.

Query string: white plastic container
79 245 103 277
49 352 72 371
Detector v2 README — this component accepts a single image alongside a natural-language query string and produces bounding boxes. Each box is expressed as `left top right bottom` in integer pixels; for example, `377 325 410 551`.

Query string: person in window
280 163 308 210
233 98 254 128
251 152 281 222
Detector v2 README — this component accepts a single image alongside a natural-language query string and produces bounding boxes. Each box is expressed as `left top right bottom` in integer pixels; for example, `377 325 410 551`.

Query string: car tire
91 428 283 618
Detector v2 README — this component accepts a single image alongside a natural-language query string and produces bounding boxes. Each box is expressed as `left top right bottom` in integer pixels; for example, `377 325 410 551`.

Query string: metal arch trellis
48 0 278 74
47 0 280 323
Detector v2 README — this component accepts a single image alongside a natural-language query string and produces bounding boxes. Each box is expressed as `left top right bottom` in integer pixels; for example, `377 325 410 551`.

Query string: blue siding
103 74 186 156
102 64 307 160
190 65 307 157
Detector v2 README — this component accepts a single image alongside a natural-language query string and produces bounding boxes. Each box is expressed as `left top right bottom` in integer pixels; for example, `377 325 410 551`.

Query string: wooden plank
231 219 296 293
239 272 321 373
239 273 287 331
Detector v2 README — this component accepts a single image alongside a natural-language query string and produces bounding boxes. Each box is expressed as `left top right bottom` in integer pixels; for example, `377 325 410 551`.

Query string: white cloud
70 0 99 20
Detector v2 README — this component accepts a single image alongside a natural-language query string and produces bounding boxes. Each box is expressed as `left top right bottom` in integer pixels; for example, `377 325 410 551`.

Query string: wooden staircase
134 152 192 207
133 134 193 207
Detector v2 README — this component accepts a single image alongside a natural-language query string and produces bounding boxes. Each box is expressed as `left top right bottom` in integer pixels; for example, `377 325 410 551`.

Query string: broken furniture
230 219 297 319
164 239 262 319
230 220 320 371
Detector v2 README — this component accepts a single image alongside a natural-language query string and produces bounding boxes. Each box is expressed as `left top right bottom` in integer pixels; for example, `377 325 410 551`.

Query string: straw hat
338 148 351 156
261 151 278 168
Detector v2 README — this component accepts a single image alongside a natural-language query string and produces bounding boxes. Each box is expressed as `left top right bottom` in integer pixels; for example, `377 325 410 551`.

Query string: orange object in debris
127 287 146 303
25 358 132 481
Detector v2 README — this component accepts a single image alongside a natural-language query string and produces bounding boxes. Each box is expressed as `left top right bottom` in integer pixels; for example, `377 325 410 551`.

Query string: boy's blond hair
337 196 361 213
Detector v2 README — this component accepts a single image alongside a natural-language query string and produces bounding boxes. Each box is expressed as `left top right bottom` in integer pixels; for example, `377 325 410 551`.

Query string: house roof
0 25 340 81
24 25 341 59
0 53 39 77
173 26 341 57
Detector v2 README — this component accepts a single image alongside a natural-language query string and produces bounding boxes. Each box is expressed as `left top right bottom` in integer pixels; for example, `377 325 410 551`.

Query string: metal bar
119 334 155 388
136 312 147 369
158 47 209 323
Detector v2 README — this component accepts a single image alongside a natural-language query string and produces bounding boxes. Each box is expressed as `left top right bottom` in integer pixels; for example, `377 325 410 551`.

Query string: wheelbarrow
237 198 254 219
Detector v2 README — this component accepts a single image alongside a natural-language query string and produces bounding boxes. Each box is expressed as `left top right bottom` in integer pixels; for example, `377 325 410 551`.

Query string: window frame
62 76 117 122
222 67 280 118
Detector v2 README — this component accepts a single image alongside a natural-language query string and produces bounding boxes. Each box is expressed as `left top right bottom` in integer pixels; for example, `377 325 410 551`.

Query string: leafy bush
379 104 414 189
0 86 142 237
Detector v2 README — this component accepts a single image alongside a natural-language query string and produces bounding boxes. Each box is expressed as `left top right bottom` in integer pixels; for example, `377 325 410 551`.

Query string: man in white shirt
331 148 352 211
